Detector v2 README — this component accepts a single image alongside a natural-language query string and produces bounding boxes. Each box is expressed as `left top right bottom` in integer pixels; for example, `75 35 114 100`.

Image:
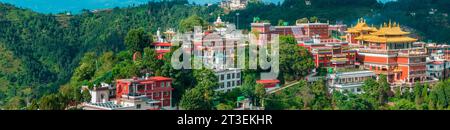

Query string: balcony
359 49 397 55
330 58 348 64
359 48 428 57
398 49 427 57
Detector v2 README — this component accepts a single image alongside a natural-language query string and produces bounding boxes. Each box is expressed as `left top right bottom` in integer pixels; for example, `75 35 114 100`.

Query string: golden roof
364 36 417 43
354 20 417 43
346 18 378 33
371 21 410 36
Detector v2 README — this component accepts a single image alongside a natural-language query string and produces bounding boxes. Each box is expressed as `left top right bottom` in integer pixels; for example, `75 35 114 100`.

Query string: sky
0 0 393 14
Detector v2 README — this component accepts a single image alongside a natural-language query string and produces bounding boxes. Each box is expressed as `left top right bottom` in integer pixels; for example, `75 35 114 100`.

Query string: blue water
0 0 393 14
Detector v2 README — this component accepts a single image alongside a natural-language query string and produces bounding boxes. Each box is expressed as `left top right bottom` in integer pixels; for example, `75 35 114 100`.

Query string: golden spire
389 20 392 28
383 22 387 27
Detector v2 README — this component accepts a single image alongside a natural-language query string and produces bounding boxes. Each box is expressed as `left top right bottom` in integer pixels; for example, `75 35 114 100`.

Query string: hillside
0 0 222 109
0 0 449 109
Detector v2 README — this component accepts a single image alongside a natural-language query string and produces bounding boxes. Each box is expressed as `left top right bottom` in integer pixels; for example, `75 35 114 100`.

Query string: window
155 93 160 97
166 82 171 87
237 73 241 78
232 73 235 79
227 74 231 79
227 82 231 87
220 83 225 88
232 81 235 87
161 82 165 88
237 81 241 86
221 75 224 80
136 104 141 109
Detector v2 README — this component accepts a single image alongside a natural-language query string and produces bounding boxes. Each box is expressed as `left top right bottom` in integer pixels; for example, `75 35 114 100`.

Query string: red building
256 79 280 89
251 21 355 68
152 42 172 59
251 21 346 42
116 76 173 108
298 38 357 68
352 20 434 87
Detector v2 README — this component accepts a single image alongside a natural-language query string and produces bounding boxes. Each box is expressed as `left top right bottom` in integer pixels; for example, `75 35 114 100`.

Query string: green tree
140 47 162 75
389 99 416 110
216 103 234 110
180 87 209 110
26 99 39 110
428 80 450 110
279 43 314 81
241 74 257 99
4 96 25 110
310 80 331 110
280 35 297 45
180 68 217 110
332 91 374 110
361 75 390 108
255 83 266 107
72 52 97 82
124 28 151 53
309 16 319 23
179 15 207 32
38 94 66 110
413 83 424 108
81 89 91 103
296 18 309 24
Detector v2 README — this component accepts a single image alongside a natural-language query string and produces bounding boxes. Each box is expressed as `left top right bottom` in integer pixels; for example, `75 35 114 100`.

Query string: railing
359 49 397 55
398 49 427 57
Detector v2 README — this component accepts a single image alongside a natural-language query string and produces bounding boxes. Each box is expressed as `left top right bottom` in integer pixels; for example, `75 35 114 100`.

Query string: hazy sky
0 0 393 14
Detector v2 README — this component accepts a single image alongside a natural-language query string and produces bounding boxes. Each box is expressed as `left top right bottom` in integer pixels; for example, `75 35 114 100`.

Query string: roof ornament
389 20 392 28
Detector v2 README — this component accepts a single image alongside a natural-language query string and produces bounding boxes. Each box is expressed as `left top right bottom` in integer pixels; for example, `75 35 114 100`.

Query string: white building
80 83 114 104
221 0 248 10
215 68 242 92
82 95 161 110
425 43 450 80
426 60 448 80
327 70 376 94
81 83 163 110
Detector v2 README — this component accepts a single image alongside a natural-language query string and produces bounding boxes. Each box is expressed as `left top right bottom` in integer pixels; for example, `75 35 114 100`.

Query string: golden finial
389 20 392 27
383 22 387 27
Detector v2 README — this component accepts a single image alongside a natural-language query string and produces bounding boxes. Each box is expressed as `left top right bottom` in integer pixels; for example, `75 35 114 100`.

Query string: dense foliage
1 0 449 110
0 0 221 109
